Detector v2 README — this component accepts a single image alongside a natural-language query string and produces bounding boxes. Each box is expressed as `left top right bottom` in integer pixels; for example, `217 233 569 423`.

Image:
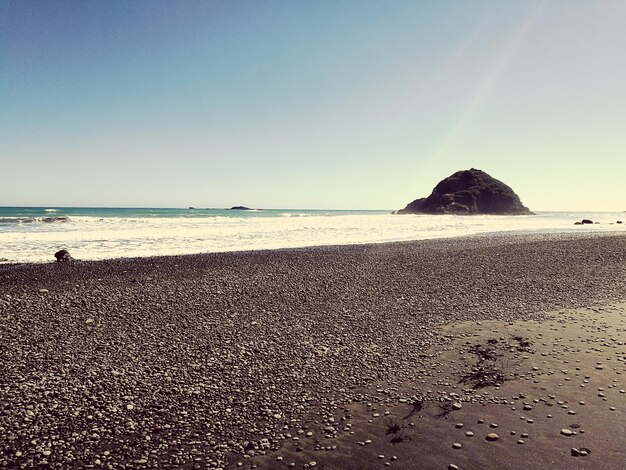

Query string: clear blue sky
1 0 625 210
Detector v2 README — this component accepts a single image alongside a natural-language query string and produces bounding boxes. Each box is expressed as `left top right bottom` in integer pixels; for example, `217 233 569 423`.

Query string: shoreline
1 233 625 468
2 230 625 269
1 210 625 265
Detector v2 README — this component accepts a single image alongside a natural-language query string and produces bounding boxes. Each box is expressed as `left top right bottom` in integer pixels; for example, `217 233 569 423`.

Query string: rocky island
398 168 531 215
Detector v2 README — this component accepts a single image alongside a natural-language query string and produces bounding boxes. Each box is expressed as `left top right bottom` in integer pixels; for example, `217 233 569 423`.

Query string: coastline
1 233 625 468
2 229 625 268
1 209 625 265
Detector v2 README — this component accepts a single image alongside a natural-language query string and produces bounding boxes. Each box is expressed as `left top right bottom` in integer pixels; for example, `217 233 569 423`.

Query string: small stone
452 443 462 449
561 429 573 436
571 448 579 457
465 431 474 437
452 403 462 410
449 465 459 470
485 433 499 442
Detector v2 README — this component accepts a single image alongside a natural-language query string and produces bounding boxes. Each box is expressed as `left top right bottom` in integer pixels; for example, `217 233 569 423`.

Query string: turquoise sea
1 207 624 263
0 206 385 222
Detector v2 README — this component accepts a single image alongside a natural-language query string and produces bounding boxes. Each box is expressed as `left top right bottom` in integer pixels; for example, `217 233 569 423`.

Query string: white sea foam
0 212 624 263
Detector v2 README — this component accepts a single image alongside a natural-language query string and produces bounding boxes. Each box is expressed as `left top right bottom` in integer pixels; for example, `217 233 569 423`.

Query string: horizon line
0 205 624 213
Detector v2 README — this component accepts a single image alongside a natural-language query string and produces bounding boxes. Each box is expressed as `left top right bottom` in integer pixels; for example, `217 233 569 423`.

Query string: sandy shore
0 233 625 469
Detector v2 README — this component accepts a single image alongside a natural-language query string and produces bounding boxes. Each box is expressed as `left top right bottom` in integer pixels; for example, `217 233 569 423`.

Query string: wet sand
0 233 625 468
252 303 625 470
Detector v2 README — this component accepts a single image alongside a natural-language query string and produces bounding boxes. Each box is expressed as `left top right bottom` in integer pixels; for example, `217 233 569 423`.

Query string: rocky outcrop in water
398 169 531 215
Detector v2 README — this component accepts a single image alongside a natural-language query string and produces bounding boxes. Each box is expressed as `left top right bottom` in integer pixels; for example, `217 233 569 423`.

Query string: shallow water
0 207 624 263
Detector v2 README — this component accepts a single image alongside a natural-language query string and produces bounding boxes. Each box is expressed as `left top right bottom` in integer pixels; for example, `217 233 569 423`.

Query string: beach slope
0 234 625 468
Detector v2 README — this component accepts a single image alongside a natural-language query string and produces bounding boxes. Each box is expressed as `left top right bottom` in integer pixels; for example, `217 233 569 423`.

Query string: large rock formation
398 169 531 215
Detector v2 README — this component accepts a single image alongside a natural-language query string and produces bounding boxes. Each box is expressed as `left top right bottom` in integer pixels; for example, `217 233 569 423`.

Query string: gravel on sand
0 233 625 468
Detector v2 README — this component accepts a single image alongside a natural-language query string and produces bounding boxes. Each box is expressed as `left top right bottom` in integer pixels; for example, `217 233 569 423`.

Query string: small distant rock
574 219 594 225
561 429 573 436
617 220 623 224
42 216 69 223
230 206 253 211
485 433 499 441
54 249 74 262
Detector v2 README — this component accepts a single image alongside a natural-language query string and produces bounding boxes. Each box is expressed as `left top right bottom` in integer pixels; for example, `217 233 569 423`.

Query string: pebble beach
1 233 625 469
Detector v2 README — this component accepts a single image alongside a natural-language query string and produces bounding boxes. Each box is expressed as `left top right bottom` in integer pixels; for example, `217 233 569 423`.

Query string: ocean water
0 207 624 264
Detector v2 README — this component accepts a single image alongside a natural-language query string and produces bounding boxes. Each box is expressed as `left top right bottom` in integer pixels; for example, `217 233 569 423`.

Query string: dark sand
0 233 625 469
